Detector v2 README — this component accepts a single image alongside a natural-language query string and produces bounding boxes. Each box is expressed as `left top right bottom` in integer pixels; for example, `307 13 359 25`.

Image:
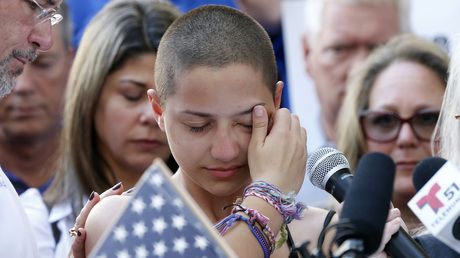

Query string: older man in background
303 0 409 146
1 3 72 256
298 0 409 206
0 1 72 196
0 0 63 257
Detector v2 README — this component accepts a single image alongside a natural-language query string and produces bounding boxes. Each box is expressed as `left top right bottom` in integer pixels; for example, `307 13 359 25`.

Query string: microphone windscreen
307 147 350 189
412 157 447 191
339 152 395 254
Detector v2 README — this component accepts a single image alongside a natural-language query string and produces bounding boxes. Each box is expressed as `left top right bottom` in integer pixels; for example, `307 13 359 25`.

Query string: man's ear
274 81 283 109
147 89 165 131
302 33 313 76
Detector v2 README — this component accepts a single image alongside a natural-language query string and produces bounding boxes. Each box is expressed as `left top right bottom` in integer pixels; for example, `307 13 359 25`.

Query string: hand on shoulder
84 195 131 255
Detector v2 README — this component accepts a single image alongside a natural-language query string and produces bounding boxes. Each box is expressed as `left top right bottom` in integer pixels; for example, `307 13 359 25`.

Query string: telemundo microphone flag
89 159 236 258
408 161 460 253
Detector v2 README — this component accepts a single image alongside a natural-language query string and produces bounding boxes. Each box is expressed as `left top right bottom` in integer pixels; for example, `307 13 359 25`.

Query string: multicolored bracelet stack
244 181 306 224
215 181 306 257
232 204 277 252
215 212 272 258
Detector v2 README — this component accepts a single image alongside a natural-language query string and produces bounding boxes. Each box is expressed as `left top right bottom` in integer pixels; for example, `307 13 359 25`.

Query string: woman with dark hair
44 1 180 256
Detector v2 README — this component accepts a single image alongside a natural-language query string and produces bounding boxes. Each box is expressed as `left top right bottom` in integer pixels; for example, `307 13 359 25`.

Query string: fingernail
77 229 81 237
112 182 122 190
125 188 135 194
89 191 95 201
254 106 264 117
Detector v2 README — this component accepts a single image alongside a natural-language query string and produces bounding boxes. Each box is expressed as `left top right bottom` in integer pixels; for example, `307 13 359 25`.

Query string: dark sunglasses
359 110 440 143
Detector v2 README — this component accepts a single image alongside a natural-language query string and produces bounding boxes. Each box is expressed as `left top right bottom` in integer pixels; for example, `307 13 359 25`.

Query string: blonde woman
337 34 449 231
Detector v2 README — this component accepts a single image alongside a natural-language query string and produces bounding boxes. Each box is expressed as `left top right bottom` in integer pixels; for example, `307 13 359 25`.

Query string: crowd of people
0 0 459 257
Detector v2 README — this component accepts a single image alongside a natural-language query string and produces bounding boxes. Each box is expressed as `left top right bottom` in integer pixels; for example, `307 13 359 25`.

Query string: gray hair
304 0 411 44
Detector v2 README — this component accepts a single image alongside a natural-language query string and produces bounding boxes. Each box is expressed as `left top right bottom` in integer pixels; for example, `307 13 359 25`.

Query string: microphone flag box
89 158 237 258
408 161 460 253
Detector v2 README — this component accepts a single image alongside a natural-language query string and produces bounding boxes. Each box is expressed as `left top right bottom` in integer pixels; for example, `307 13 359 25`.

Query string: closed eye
189 124 210 133
123 94 143 102
240 123 252 130
25 0 39 11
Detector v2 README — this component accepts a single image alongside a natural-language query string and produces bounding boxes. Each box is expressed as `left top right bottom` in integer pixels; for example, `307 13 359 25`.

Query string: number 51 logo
417 182 459 214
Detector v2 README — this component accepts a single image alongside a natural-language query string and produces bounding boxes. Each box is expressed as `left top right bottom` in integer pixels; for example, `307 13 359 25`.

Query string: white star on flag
135 245 148 258
114 226 128 242
131 198 146 215
152 217 167 234
116 249 129 258
149 173 164 187
132 221 147 238
173 237 189 254
150 194 165 210
172 214 187 231
194 235 209 250
153 241 167 257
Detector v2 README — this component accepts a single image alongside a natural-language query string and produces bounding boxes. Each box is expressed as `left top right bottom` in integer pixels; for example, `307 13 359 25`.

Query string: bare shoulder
287 206 338 251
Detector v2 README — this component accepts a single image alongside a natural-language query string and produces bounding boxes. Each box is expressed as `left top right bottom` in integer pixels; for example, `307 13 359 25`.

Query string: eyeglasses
27 0 63 26
359 110 440 143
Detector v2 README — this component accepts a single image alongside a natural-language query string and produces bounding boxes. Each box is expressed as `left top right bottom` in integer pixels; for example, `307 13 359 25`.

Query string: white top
0 168 39 258
49 199 82 258
20 188 56 258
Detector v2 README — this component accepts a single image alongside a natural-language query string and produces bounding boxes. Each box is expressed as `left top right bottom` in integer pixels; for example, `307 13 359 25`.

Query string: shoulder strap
323 210 336 228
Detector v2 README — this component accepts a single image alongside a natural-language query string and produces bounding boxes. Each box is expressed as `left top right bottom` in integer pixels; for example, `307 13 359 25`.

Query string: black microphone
334 152 395 257
413 157 446 191
307 147 429 258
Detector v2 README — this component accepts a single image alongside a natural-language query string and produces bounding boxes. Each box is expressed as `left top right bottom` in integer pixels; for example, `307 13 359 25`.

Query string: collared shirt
49 197 87 258
20 188 55 258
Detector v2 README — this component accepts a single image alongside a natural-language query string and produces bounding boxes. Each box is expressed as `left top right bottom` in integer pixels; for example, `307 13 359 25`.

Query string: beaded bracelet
215 213 271 258
243 181 306 224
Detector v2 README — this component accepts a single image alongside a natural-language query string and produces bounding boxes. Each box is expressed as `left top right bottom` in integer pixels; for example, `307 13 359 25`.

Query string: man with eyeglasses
0 0 62 257
0 0 62 97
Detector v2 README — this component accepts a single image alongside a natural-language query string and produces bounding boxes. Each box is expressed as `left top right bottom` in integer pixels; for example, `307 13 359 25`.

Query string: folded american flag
90 159 235 258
